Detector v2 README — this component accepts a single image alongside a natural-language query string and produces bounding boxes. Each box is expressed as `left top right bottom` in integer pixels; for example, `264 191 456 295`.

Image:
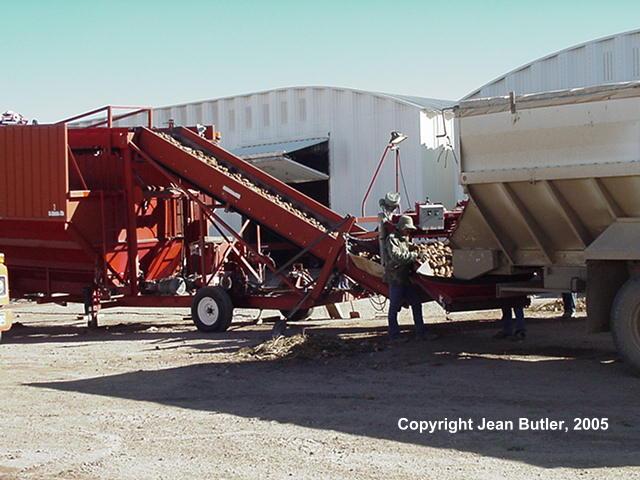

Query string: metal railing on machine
57 105 153 128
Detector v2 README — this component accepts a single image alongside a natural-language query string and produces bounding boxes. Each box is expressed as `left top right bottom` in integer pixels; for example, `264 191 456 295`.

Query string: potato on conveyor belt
416 242 453 277
157 132 328 232
356 241 453 278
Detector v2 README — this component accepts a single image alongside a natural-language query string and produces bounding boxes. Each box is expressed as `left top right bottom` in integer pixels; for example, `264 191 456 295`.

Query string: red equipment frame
0 106 529 330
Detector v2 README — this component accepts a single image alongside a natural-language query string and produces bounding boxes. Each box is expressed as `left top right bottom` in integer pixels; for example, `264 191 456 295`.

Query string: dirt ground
1 299 639 480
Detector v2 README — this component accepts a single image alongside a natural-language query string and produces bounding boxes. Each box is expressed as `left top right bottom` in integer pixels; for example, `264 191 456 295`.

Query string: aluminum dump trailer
451 81 640 371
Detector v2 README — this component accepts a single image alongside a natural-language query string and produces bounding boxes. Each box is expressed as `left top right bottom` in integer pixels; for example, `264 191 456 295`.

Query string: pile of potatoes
416 242 453 277
357 241 453 278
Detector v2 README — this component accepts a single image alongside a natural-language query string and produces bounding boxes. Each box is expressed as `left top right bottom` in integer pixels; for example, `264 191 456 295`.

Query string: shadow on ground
27 316 640 470
1 312 581 344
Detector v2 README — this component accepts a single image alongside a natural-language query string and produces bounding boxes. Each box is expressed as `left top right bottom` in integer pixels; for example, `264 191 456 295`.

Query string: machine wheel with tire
191 287 234 332
280 307 314 322
611 277 640 374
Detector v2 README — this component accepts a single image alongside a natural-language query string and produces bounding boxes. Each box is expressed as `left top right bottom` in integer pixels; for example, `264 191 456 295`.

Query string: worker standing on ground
495 307 526 341
383 215 437 340
561 292 577 318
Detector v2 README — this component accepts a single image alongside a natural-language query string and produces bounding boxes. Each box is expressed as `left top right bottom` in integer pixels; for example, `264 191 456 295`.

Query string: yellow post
0 253 12 338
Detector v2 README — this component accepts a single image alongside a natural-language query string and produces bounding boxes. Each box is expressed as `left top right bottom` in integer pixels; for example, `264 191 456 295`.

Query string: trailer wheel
192 287 233 332
611 277 640 374
280 308 314 322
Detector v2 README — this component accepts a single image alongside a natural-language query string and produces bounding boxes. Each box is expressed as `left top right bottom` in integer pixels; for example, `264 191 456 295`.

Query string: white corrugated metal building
68 28 640 221
106 86 457 214
465 28 640 99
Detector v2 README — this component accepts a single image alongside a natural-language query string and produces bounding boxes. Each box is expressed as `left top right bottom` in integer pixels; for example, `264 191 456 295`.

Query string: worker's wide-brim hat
396 215 417 231
379 192 401 209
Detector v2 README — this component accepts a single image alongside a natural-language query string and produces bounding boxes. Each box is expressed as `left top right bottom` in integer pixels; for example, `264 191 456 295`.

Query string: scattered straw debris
527 297 586 313
237 333 382 361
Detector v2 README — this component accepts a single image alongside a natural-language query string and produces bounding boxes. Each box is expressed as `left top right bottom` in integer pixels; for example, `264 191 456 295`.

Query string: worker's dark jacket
383 232 417 286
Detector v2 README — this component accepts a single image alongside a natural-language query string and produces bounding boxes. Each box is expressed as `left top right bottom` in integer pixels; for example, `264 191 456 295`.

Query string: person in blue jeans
562 292 577 318
388 283 425 339
494 306 526 340
383 215 437 340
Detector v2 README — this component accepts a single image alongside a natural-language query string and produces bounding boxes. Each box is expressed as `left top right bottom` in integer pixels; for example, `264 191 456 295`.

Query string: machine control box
418 204 445 231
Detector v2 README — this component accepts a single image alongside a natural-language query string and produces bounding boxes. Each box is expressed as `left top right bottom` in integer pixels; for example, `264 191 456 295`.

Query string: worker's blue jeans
388 284 424 337
562 292 577 315
500 307 526 335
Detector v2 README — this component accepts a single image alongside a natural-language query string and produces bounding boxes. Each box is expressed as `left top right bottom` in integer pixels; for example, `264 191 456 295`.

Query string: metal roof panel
231 138 328 158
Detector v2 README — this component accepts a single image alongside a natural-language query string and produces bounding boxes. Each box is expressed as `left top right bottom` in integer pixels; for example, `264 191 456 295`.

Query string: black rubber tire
611 277 640 375
280 307 314 322
191 287 234 332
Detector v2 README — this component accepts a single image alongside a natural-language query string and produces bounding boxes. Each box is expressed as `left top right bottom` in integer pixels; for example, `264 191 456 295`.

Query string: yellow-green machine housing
0 253 12 339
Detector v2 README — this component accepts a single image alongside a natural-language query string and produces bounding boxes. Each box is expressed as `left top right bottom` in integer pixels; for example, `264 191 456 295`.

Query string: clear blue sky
2 0 639 122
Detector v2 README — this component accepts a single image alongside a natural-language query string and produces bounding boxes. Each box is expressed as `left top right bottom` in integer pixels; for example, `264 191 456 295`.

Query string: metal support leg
83 287 100 329
271 319 288 338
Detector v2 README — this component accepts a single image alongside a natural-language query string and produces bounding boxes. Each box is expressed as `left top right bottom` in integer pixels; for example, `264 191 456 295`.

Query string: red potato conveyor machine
0 106 527 333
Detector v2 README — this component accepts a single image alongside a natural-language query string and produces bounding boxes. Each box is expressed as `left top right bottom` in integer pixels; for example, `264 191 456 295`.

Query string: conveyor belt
135 127 366 261
156 131 329 232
